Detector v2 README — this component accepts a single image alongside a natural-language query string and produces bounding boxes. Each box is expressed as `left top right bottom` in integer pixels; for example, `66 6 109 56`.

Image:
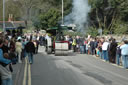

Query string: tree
88 0 128 34
89 0 114 29
1 0 72 31
0 0 22 21
33 0 72 30
109 0 128 22
15 0 40 21
38 8 61 30
87 27 98 37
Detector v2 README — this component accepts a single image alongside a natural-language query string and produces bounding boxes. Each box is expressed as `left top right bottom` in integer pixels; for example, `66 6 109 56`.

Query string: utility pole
62 0 64 25
3 0 5 34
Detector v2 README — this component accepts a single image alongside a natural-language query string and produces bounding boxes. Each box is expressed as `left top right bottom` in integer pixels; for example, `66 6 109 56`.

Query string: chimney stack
8 14 13 22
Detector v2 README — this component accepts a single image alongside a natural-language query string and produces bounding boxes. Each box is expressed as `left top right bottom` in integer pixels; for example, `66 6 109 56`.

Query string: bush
87 27 98 37
103 29 109 35
113 21 128 34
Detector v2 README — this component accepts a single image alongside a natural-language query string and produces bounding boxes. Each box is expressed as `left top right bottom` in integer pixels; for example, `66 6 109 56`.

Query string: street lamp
3 0 5 34
62 0 64 25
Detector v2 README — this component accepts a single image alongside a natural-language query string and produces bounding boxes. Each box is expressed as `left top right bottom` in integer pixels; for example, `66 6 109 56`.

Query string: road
26 46 128 85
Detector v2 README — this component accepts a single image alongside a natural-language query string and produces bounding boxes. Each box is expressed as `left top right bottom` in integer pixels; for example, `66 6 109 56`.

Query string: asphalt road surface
30 46 128 85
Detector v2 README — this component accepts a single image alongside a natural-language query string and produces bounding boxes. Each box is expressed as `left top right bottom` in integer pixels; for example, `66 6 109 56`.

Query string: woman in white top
15 39 22 63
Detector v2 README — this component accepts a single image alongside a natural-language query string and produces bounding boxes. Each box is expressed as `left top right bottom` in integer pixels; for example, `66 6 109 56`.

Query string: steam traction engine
45 25 74 56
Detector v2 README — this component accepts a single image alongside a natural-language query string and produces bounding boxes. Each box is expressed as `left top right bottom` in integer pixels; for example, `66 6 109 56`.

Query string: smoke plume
64 0 90 32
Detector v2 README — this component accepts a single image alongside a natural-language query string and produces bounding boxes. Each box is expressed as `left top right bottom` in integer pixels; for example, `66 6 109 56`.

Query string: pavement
12 60 25 85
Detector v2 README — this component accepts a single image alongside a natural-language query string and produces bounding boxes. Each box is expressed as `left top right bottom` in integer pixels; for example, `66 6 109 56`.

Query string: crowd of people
0 31 128 85
65 35 128 69
0 32 46 85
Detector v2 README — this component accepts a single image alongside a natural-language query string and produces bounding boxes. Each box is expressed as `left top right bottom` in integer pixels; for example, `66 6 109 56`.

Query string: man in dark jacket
25 39 35 64
90 39 95 55
109 39 118 63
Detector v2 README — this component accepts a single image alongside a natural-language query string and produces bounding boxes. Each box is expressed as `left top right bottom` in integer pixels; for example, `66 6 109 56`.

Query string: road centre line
23 58 27 85
28 63 31 85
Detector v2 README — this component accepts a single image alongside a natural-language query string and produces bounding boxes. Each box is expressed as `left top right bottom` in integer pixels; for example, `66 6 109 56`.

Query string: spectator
120 40 128 69
15 39 22 63
35 40 39 54
0 38 12 85
0 39 11 65
25 39 35 64
39 35 45 46
90 38 95 55
1 39 9 53
79 38 84 54
68 36 73 50
85 40 89 54
109 39 118 63
116 43 121 65
98 40 103 59
87 39 91 54
72 37 77 52
94 38 98 55
21 39 27 59
23 38 29 57
84 38 87 54
102 39 109 61
9 38 15 53
76 36 80 52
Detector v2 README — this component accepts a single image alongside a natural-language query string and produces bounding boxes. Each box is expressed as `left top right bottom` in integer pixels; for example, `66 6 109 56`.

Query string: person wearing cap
120 40 128 69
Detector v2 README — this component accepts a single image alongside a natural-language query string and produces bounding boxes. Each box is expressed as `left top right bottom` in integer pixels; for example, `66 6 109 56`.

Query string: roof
0 21 14 29
13 21 26 28
47 27 58 30
0 21 26 30
47 26 69 30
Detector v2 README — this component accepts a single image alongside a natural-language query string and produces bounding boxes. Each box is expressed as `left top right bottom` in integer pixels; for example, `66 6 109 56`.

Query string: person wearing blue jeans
2 78 12 85
99 51 103 59
28 53 33 64
102 41 109 61
80 46 84 54
116 54 121 65
102 50 108 61
120 40 128 69
122 55 128 69
79 38 84 54
116 46 121 65
25 39 35 64
85 44 88 54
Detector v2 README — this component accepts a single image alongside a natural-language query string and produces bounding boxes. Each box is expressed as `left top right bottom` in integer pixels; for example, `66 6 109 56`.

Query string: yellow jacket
72 39 76 45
